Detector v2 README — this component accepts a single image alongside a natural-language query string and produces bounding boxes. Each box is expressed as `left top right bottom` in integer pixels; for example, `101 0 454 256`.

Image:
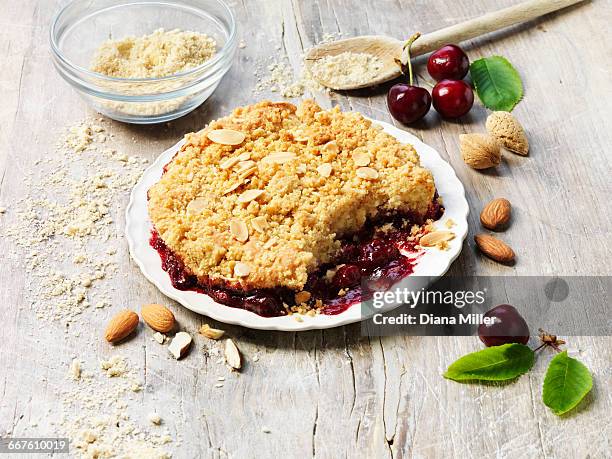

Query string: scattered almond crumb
445 218 456 228
149 413 162 425
153 332 166 344
69 358 82 381
199 323 225 340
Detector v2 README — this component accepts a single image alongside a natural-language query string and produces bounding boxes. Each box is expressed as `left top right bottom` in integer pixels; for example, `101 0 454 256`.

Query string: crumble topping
148 100 436 291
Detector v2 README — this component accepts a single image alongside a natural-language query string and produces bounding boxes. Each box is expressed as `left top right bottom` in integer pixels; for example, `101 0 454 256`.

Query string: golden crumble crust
148 100 436 291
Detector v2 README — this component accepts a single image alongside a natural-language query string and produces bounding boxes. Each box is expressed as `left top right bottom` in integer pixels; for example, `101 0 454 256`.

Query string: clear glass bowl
50 0 237 124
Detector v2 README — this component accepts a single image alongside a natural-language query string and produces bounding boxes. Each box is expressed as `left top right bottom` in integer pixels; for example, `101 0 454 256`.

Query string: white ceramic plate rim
125 118 469 331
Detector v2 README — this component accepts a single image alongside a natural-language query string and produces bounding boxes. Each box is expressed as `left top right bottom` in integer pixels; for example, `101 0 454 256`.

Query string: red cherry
427 44 469 81
358 239 401 270
432 80 474 118
478 304 530 347
331 264 361 289
387 84 432 124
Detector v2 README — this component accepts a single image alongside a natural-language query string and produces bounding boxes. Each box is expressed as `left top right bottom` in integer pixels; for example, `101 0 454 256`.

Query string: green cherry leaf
443 343 535 382
469 56 523 111
543 351 593 415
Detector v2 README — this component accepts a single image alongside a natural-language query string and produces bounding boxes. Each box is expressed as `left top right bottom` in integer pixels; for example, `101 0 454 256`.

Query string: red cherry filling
331 264 361 289
150 200 444 317
358 239 401 270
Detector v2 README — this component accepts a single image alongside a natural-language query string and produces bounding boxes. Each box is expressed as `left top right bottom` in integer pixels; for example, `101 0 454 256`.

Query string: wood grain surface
1 0 611 458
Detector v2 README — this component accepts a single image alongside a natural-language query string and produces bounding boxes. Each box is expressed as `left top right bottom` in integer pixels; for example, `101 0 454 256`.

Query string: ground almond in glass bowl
90 28 217 117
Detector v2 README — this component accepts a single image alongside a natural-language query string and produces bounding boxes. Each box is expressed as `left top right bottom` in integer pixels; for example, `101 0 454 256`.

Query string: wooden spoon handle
411 0 585 56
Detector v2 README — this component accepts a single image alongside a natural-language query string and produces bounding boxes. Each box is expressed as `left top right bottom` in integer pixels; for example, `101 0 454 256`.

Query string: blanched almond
168 332 192 359
238 167 257 180
219 156 240 170
199 324 225 340
207 129 246 146
222 181 242 195
251 216 269 233
229 219 249 242
186 197 208 214
322 141 339 154
419 231 455 247
234 262 251 277
356 167 379 180
105 310 139 343
292 130 309 142
317 163 332 177
353 152 371 167
236 160 256 173
141 303 175 333
262 151 296 164
237 189 264 203
224 339 242 370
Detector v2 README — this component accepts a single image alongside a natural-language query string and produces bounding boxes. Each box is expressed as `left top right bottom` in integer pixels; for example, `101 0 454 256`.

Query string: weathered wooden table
1 0 610 457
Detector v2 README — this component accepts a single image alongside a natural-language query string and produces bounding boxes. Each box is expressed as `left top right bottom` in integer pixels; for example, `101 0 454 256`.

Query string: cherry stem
534 343 547 352
402 32 421 86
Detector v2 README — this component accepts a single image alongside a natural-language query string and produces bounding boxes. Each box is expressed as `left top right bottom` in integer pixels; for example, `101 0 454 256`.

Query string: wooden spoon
305 0 585 90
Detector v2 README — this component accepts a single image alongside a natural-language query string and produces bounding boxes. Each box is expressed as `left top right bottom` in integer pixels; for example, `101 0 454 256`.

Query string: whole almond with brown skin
480 198 512 231
474 234 515 263
105 310 139 343
141 304 175 333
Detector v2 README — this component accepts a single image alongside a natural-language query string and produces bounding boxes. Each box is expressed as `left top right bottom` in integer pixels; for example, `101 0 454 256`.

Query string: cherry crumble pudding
148 100 443 317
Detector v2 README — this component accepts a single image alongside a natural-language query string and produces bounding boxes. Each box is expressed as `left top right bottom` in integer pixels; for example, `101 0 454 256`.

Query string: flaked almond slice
219 156 240 170
322 140 339 154
207 129 246 146
186 197 208 214
199 324 225 340
292 130 309 142
237 189 264 203
229 219 249 242
419 231 455 248
168 332 192 359
262 151 296 164
353 152 371 167
251 216 269 233
234 262 251 277
222 181 243 195
238 167 257 180
236 160 256 173
224 339 242 370
238 152 251 161
152 332 166 344
356 167 379 180
317 163 332 177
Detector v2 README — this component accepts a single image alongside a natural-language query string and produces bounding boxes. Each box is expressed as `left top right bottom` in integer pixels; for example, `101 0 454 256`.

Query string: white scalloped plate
125 119 469 331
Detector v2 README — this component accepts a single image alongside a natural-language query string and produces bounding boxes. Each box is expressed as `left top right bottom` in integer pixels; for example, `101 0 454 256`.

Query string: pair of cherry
388 43 474 124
